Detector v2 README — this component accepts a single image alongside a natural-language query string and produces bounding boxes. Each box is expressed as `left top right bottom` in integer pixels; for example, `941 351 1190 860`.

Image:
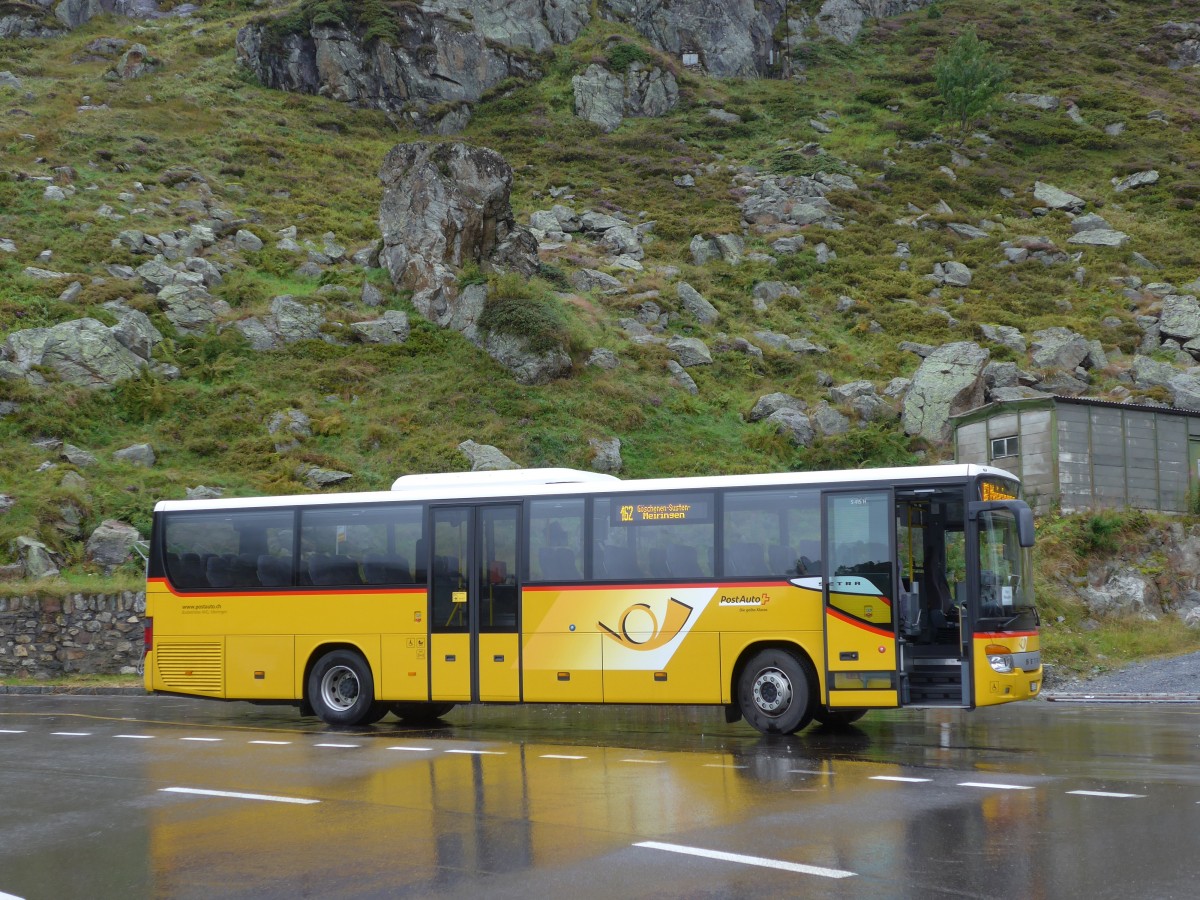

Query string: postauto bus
143 465 1040 734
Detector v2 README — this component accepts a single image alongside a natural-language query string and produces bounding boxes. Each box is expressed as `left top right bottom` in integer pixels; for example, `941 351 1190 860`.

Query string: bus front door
822 490 900 709
429 505 521 703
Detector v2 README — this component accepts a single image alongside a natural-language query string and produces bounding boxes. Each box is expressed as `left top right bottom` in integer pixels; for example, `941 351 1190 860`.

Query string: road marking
115 734 155 740
249 740 292 745
314 743 359 748
180 737 222 742
1 889 27 899
634 841 856 879
1068 790 1145 798
387 746 433 752
871 776 932 783
958 782 1033 791
160 787 319 805
0 730 27 734
703 764 747 769
445 749 504 755
789 769 833 775
620 759 665 764
540 754 586 760
51 732 91 737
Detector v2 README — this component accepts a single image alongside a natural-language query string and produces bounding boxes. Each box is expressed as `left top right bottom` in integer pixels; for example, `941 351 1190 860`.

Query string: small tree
933 26 1009 132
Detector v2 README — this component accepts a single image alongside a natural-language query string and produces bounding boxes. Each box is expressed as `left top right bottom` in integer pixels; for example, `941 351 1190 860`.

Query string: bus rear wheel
307 649 377 727
391 702 456 723
738 648 813 735
812 708 867 728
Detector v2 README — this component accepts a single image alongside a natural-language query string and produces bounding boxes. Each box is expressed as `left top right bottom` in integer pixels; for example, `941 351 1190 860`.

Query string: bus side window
528 498 585 582
724 488 820 579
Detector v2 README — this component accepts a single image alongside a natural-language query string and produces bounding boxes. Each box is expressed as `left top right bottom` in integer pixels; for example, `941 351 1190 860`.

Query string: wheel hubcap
321 665 360 711
752 666 792 717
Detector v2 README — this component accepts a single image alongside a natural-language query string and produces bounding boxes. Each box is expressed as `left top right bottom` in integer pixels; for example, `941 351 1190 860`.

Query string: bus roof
153 464 1017 514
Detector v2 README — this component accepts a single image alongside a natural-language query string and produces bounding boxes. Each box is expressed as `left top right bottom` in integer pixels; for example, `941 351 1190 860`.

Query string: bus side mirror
968 500 1035 548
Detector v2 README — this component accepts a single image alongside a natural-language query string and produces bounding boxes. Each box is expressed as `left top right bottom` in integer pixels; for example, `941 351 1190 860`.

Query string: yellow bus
143 464 1040 735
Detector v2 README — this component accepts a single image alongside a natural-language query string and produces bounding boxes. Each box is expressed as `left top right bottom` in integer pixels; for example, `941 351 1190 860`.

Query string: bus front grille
156 642 223 693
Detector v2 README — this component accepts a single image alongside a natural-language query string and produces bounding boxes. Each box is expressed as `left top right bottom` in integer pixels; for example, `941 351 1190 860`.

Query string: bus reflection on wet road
0 696 1196 898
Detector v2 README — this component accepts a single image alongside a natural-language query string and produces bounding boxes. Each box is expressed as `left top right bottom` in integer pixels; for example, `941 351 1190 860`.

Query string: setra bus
143 464 1040 734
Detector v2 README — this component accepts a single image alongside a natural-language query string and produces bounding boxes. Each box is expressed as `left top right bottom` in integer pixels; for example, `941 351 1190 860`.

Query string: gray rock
1159 295 1200 342
571 268 624 293
1071 213 1111 233
271 295 325 343
234 229 263 252
599 224 643 260
266 408 312 453
62 444 97 467
155 285 228 335
851 394 896 421
812 402 850 436
677 282 719 324
379 142 536 332
765 408 814 447
60 470 87 491
85 519 140 567
748 392 805 422
114 42 155 79
14 535 58 579
351 310 410 345
1068 229 1129 247
1007 92 1060 110
110 309 163 361
0 494 14 515
1033 181 1085 212
667 335 713 367
113 442 156 467
351 240 382 268
589 437 622 474
829 380 876 404
706 108 742 125
1030 327 1092 370
458 439 518 471
1081 567 1152 617
579 211 625 233
0 71 21 90
883 377 911 399
933 261 972 286
23 266 69 280
979 324 1026 354
572 63 624 132
902 341 990 442
185 485 223 500
586 348 620 370
751 281 800 312
666 359 698 395
5 318 147 388
771 236 805 255
1112 170 1159 193
1170 372 1200 410
302 467 354 490
483 331 572 385
361 280 385 307
1131 355 1178 390
947 222 989 240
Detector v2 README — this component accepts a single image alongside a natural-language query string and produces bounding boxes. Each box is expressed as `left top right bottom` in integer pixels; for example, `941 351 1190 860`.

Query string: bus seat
257 555 293 588
648 547 670 577
726 542 764 576
206 556 234 588
310 555 362 586
538 547 579 582
363 554 411 584
667 544 701 577
232 554 260 587
413 539 427 582
601 545 639 579
176 553 206 587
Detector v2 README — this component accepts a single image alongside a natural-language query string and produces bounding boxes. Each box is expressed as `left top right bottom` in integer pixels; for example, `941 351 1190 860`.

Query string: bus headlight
985 643 1013 673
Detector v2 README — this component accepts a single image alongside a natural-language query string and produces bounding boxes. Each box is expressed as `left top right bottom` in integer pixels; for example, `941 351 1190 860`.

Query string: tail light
143 617 153 654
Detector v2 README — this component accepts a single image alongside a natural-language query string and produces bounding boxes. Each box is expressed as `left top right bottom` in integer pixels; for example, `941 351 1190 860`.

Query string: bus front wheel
307 649 377 727
738 649 814 735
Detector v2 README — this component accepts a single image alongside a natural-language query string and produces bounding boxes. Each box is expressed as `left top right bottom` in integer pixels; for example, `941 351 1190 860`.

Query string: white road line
387 746 433 752
180 737 222 742
51 732 91 737
249 740 292 745
314 743 359 748
540 754 586 760
1069 790 1145 798
871 776 932 783
115 735 155 740
703 764 747 769
620 759 665 764
958 782 1033 791
634 841 856 879
160 787 319 805
445 749 504 755
1 889 27 899
0 730 27 734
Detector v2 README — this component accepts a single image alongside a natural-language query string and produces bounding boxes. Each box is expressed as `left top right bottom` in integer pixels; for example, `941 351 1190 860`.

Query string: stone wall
0 592 145 678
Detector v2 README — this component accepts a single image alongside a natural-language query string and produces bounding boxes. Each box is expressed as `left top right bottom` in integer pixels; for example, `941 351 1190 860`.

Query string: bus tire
812 708 867 728
307 649 377 727
738 648 814 735
391 702 455 723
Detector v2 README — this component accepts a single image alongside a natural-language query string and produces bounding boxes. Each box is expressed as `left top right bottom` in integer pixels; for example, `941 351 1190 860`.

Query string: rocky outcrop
237 1 589 131
1 318 155 389
235 296 327 350
85 520 140 567
572 62 679 132
458 439 518 471
809 0 934 45
902 341 989 443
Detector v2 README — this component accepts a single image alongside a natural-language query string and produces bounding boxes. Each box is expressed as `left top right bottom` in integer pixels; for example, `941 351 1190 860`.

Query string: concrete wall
0 592 145 678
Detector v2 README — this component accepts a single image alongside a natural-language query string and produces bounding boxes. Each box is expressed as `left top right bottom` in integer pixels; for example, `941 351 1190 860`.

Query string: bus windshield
976 510 1037 631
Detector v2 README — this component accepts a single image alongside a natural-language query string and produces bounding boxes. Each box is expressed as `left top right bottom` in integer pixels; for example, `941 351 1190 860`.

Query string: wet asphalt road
0 695 1197 899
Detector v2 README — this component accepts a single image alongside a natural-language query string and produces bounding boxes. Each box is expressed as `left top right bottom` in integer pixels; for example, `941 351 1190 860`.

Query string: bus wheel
307 649 377 727
812 708 867 728
738 649 813 735
391 702 456 723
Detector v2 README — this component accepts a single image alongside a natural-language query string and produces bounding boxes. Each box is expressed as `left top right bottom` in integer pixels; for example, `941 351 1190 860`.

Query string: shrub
933 25 1009 131
605 42 653 73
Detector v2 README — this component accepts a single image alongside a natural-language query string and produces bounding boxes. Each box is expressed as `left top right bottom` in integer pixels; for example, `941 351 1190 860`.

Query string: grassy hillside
2 0 1200 676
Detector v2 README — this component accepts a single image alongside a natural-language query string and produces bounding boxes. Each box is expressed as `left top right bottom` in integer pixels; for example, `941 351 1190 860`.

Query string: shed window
990 436 1019 459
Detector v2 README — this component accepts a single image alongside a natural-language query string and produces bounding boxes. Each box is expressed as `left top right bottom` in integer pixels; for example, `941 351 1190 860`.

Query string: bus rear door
822 490 900 709
429 504 522 703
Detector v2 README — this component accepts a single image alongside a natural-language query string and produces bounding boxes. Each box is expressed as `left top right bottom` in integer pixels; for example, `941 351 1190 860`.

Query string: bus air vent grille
156 642 223 693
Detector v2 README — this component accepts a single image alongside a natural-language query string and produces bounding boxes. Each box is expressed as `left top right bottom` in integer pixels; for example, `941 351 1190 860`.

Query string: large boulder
902 341 989 442
1029 327 1092 370
458 439 518 471
2 318 148 388
1159 295 1200 342
379 142 537 333
483 332 572 385
572 64 624 132
85 519 141 567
